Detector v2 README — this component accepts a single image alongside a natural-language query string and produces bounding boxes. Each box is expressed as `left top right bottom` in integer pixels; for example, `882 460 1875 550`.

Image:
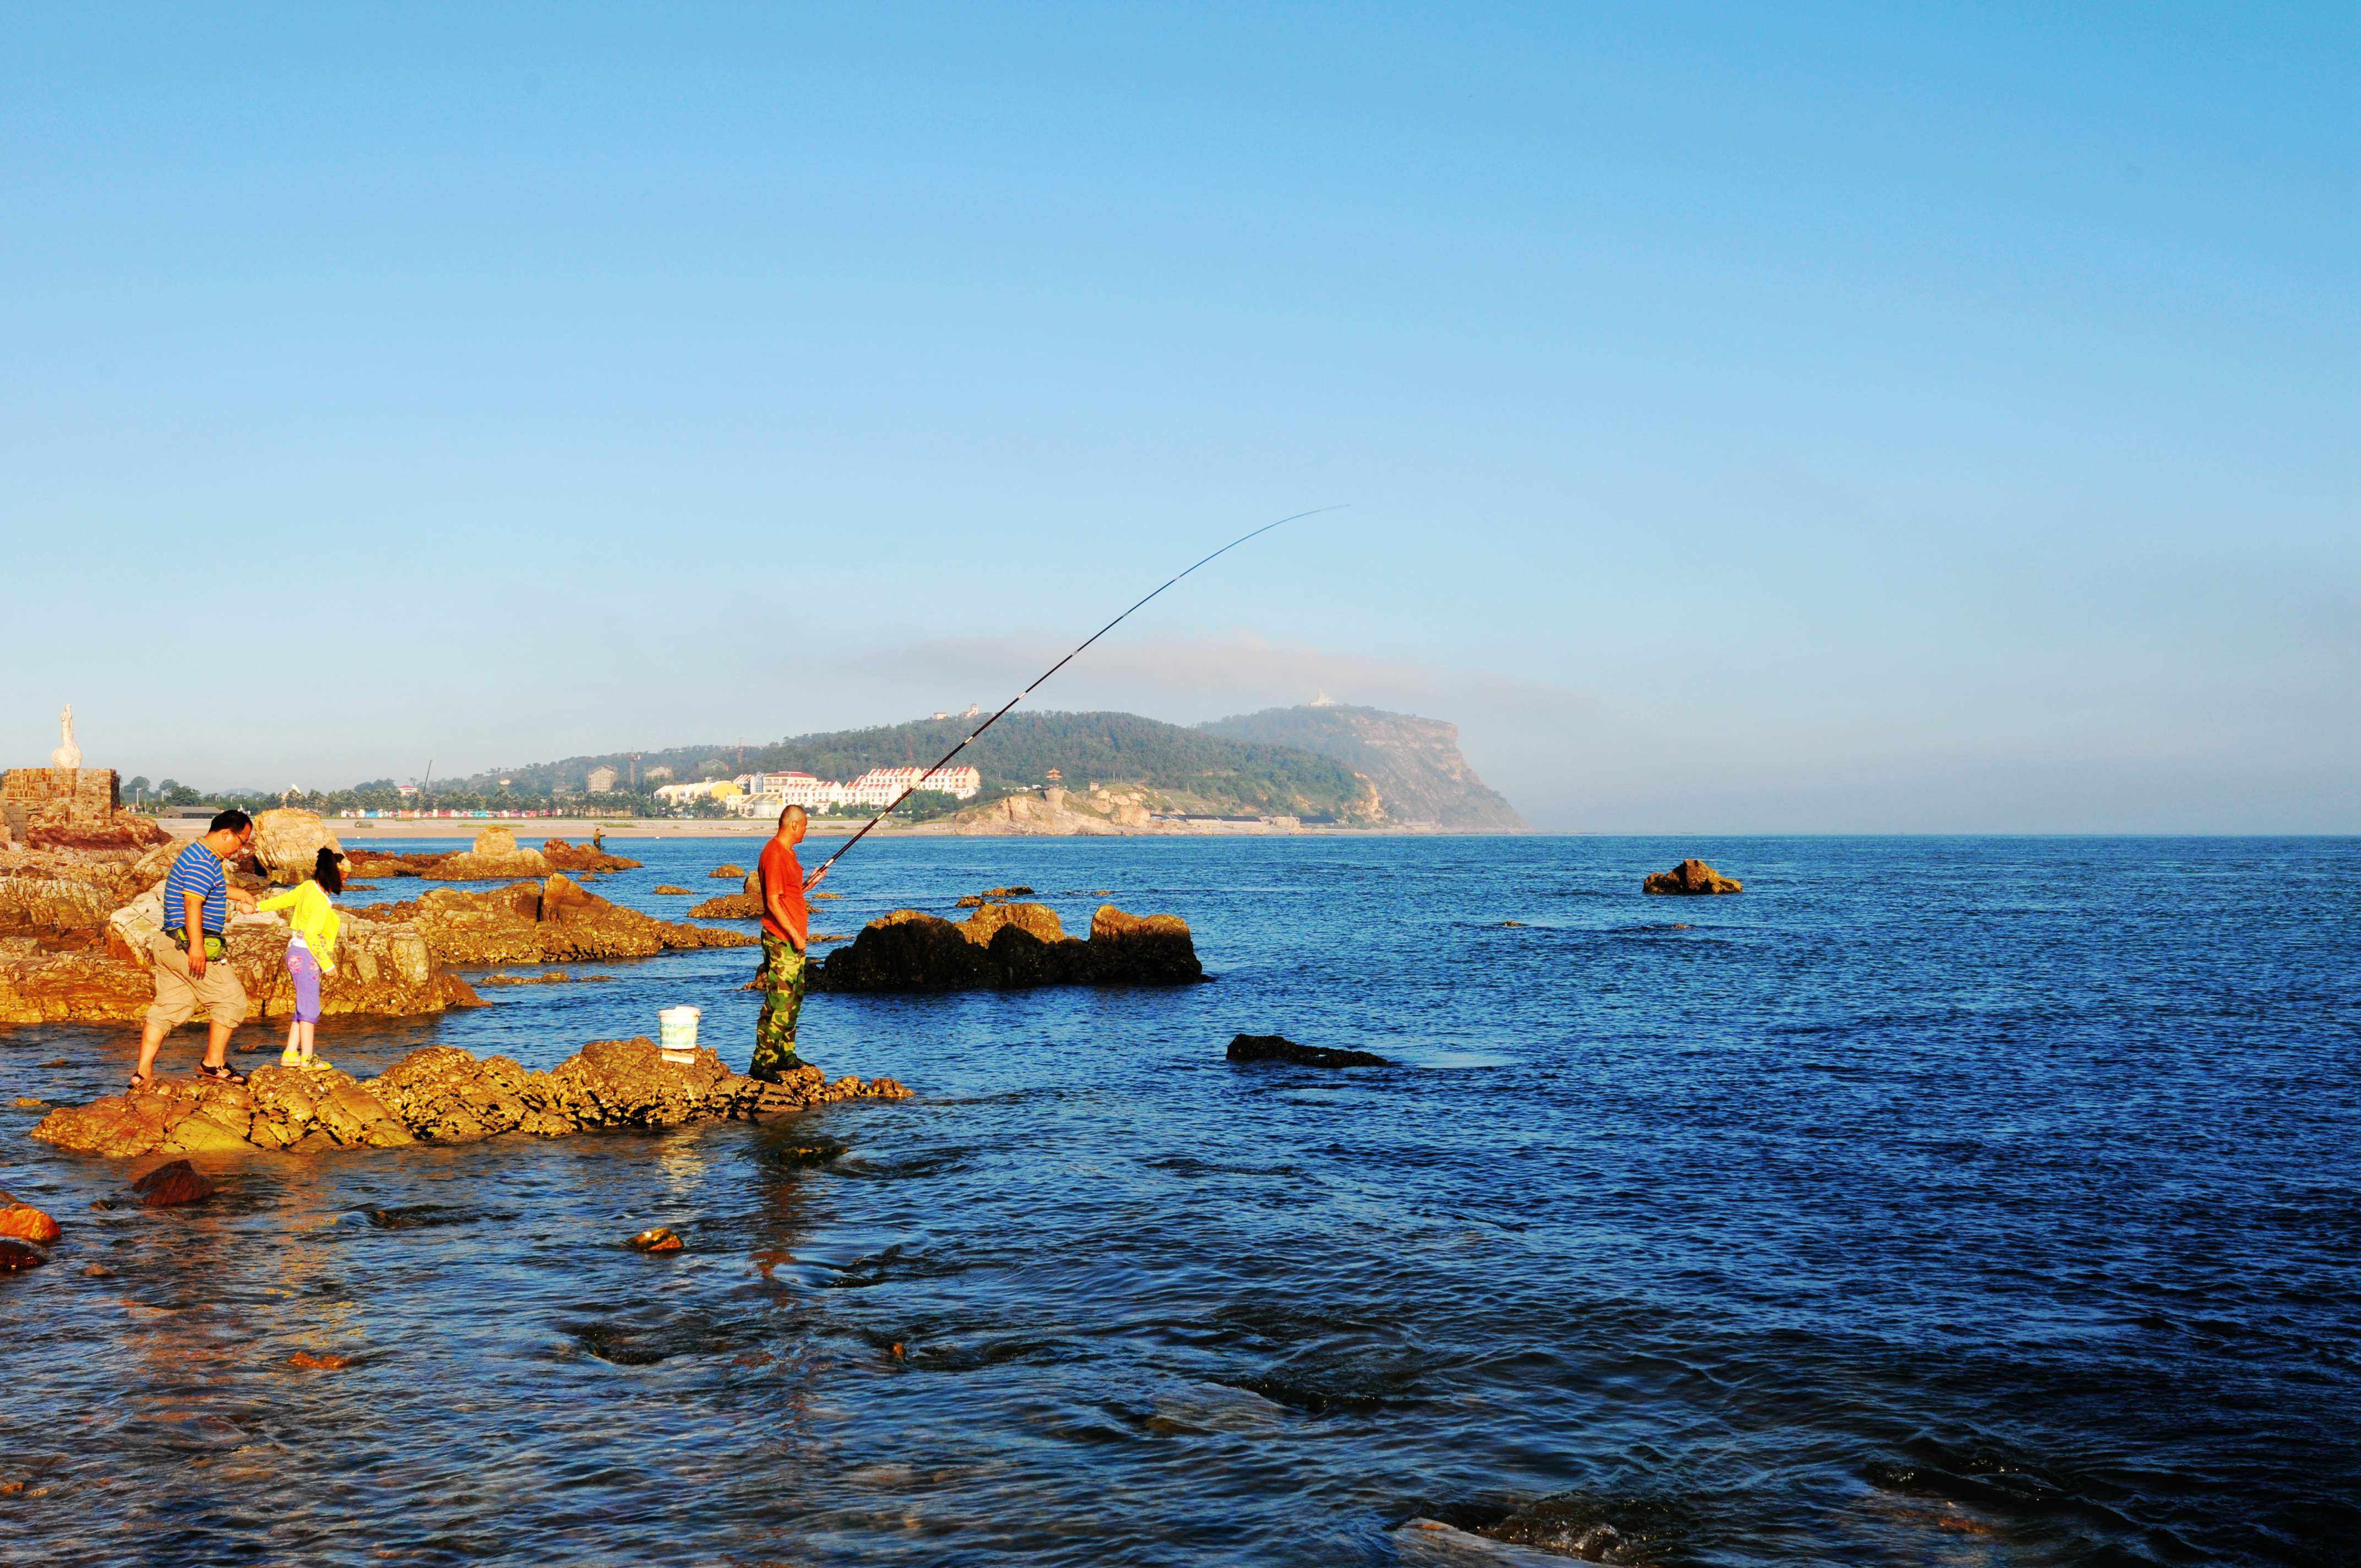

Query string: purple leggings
286 942 323 1023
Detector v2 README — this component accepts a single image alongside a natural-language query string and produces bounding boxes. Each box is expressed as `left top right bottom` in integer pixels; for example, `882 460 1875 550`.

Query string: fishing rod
804 505 1346 890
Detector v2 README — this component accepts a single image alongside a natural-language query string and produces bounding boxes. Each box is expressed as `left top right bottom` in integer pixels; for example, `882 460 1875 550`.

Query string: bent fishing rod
805 505 1345 890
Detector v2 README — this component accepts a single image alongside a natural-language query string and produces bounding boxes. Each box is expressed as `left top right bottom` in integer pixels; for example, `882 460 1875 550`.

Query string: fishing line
804 504 1347 889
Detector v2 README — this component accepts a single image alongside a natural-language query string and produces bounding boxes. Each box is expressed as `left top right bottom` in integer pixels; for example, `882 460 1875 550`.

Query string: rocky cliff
1199 705 1527 831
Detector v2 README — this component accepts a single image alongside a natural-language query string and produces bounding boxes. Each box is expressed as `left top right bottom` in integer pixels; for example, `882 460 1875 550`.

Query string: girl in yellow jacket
257 848 345 1071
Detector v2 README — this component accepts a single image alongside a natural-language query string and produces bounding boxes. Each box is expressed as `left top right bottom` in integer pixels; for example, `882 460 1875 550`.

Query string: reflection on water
4 835 2358 1565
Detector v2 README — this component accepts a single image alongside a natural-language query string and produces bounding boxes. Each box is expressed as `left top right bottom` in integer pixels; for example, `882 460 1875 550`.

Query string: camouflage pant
751 935 808 1081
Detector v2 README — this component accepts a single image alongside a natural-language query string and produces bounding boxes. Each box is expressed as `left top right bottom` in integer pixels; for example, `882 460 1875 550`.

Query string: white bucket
658 1005 701 1061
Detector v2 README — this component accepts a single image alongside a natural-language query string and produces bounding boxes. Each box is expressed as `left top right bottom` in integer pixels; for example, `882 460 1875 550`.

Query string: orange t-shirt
757 837 808 945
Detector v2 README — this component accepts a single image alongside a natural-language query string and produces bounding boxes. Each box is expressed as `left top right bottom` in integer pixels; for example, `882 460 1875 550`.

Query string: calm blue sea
3 835 2357 1566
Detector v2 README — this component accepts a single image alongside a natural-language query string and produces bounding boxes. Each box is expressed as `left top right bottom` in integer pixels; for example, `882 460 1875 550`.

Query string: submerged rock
0 1238 46 1271
132 1159 217 1208
1642 858 1742 895
349 874 753 966
955 885 1036 907
812 902 1204 993
32 1038 912 1158
1226 1033 1391 1068
629 1226 684 1253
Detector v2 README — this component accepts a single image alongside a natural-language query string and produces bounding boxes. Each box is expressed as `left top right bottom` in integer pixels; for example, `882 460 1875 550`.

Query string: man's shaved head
779 804 807 829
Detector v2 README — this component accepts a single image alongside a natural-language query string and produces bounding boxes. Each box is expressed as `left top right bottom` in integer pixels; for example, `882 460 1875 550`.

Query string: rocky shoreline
1 812 746 1027
30 1037 910 1158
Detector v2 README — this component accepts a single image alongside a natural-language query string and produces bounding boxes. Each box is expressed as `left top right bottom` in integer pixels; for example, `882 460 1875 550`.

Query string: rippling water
4 836 2357 1566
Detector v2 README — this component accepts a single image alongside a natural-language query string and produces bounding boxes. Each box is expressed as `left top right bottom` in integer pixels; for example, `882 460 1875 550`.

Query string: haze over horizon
7 5 2352 833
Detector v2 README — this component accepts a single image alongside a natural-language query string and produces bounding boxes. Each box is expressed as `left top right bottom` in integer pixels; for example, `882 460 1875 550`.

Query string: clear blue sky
5 4 2352 830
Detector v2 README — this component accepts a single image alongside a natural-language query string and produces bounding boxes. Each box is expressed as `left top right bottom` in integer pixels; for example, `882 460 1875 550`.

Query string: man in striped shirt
132 809 260 1087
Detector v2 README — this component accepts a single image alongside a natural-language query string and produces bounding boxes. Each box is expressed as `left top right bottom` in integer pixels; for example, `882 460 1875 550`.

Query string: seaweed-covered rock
1642 858 1742 896
812 902 1203 992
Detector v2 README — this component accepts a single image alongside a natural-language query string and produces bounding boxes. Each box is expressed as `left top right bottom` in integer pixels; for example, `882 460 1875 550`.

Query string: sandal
195 1063 248 1086
127 1071 153 1091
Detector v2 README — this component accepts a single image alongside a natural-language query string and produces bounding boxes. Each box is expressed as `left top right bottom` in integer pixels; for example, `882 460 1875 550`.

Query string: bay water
3 835 2355 1565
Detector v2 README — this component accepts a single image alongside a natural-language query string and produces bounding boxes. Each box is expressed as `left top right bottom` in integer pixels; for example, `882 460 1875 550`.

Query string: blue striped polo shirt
162 841 230 934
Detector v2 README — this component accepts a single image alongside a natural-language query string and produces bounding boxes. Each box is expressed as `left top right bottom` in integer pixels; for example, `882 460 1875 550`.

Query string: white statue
51 703 81 770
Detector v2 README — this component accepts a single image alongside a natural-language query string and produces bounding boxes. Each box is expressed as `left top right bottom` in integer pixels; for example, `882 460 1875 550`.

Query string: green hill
465 711 1379 821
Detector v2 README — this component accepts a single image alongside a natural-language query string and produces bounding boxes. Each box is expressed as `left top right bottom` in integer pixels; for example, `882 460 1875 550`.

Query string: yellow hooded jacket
258 880 340 974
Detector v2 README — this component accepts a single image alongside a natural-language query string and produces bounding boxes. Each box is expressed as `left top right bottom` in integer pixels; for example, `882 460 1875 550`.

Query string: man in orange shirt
752 804 825 1080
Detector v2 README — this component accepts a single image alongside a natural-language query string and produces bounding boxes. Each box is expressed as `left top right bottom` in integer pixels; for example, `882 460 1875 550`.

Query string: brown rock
710 864 746 878
342 848 442 879
0 1238 46 1271
1642 858 1743 895
629 1226 684 1253
541 839 641 873
0 1204 62 1244
351 875 754 966
418 825 553 881
1087 906 1206 983
653 885 695 896
0 950 155 1024
250 809 341 884
813 901 1201 992
287 1351 352 1370
687 891 759 919
30 1083 182 1157
132 1159 217 1207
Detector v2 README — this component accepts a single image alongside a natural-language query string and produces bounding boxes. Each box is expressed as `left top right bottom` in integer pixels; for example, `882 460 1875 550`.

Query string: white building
844 765 981 805
729 764 982 815
586 765 620 793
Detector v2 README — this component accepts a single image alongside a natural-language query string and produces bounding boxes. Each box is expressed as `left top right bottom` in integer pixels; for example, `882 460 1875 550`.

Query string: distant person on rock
132 809 260 1088
258 847 347 1073
752 804 826 1081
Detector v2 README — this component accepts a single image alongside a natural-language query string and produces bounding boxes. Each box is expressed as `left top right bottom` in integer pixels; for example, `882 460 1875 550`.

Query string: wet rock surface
1642 857 1742 895
350 874 754 966
812 902 1204 992
132 1158 217 1207
32 1038 911 1157
1226 1033 1391 1068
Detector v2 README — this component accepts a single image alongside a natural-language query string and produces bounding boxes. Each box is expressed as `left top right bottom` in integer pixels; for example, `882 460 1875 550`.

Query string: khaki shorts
145 930 249 1032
